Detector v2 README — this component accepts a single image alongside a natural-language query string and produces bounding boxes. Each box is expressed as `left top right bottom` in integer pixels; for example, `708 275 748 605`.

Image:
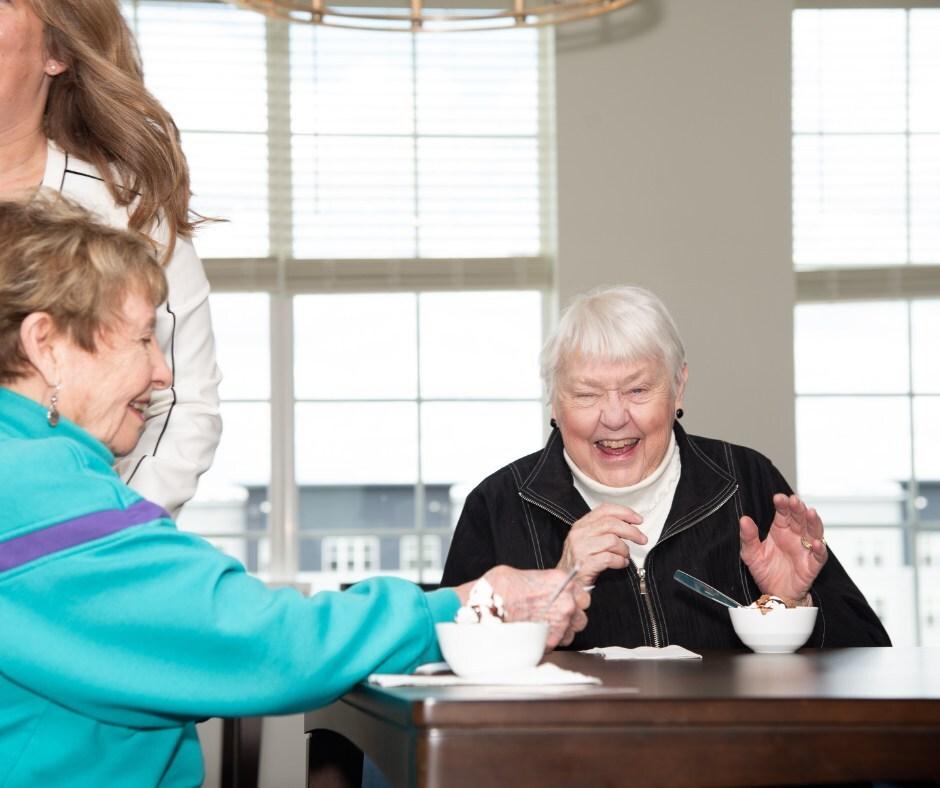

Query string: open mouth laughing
595 438 639 455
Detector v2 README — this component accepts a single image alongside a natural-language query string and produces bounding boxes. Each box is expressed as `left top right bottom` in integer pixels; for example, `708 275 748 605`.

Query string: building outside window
400 534 444 572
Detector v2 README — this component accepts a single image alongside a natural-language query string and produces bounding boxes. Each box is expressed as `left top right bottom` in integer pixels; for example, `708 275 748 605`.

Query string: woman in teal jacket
0 197 588 788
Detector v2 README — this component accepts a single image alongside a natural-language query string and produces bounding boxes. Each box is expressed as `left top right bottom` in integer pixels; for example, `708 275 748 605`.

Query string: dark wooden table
305 648 940 787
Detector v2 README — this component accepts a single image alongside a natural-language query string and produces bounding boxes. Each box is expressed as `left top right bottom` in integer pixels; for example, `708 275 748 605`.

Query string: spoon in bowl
673 570 742 609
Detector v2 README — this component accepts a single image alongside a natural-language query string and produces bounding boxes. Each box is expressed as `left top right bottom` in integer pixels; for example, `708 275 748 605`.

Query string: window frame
792 0 940 645
122 2 557 581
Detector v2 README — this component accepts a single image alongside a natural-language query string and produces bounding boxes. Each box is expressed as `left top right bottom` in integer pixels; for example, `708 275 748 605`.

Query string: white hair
540 285 687 400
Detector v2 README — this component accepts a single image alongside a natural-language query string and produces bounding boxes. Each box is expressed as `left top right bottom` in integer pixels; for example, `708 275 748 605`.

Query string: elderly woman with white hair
442 285 889 649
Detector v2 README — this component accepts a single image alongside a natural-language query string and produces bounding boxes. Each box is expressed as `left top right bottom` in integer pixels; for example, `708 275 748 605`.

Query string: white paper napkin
368 662 601 687
580 645 702 660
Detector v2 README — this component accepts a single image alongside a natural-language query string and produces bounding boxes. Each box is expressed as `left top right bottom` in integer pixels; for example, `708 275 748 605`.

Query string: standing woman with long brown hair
0 0 221 516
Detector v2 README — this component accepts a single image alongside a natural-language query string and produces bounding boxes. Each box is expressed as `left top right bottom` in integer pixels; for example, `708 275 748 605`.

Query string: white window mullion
269 293 298 578
904 12 911 266
265 15 298 579
906 302 923 644
410 33 421 257
537 26 557 260
414 294 427 584
267 16 293 259
537 25 557 438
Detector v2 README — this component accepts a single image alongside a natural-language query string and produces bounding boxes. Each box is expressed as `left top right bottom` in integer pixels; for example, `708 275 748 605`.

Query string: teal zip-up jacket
0 388 460 787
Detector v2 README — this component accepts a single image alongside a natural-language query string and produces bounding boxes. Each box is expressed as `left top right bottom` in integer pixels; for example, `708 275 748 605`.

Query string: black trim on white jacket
42 141 222 518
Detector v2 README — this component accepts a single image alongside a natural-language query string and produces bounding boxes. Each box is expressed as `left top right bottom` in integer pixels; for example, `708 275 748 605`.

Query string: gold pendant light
230 0 639 32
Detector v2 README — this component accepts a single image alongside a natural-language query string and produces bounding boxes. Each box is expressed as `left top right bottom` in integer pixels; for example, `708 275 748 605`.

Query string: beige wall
554 0 796 480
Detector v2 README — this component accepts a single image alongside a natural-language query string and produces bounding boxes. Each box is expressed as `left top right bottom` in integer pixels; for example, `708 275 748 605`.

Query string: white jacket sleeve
45 144 223 517
115 233 223 518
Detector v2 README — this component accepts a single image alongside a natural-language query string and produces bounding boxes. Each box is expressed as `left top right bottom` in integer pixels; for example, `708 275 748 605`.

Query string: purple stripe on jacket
0 500 168 572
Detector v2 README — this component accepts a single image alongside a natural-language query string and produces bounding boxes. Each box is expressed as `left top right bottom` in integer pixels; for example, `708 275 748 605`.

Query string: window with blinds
793 8 940 268
123 1 552 269
792 6 940 647
122 1 553 587
290 28 544 259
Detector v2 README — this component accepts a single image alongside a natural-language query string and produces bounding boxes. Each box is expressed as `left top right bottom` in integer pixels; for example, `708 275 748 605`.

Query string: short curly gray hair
540 285 686 401
0 192 167 384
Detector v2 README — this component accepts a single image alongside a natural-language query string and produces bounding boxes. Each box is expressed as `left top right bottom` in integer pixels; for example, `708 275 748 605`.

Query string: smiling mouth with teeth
596 438 639 450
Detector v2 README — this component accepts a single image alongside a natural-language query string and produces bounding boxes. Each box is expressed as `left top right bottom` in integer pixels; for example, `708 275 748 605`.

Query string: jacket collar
518 422 737 534
517 427 590 525
41 139 68 193
660 423 737 539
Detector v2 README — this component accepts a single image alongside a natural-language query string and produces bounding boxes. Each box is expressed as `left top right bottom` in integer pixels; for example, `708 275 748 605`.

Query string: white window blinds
792 8 940 269
122 0 553 283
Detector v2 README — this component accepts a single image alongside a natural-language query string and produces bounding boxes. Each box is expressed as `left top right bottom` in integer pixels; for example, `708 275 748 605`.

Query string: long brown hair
31 0 202 258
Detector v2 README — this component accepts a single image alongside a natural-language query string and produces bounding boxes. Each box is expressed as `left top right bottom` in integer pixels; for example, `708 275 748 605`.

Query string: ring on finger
800 536 813 550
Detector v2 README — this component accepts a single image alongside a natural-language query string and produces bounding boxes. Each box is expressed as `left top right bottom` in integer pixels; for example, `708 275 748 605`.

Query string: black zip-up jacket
441 423 890 649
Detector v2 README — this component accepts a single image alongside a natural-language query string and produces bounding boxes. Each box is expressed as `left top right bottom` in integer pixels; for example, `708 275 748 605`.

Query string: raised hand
557 503 647 588
739 493 828 603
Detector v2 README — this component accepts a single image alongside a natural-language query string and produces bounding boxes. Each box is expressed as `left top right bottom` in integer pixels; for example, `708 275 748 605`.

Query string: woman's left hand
739 493 828 603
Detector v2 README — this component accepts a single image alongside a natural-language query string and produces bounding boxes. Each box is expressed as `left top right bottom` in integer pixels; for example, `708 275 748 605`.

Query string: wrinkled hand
483 565 591 651
557 503 647 588
739 493 828 602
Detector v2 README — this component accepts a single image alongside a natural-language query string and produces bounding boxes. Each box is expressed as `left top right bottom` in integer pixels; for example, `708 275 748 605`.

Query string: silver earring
47 383 61 427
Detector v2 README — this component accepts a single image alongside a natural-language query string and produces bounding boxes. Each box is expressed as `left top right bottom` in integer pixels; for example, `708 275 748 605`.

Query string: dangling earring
550 418 558 429
47 383 61 427
675 408 684 420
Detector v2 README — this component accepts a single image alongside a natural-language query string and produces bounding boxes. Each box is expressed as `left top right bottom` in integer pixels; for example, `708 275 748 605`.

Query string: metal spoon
546 565 580 607
673 570 742 609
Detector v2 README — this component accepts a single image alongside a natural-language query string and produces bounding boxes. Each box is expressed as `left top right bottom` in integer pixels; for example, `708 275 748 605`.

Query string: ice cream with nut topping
749 593 798 615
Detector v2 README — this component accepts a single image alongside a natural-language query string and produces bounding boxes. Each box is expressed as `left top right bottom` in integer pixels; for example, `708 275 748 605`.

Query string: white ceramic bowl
728 606 818 654
435 621 549 677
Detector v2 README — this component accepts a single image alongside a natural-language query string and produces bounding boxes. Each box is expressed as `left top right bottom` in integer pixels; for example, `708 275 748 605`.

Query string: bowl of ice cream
436 620 549 677
728 595 818 654
435 578 549 677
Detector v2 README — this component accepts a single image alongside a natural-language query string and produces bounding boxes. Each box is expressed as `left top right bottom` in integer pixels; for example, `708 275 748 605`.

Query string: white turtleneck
564 432 681 569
